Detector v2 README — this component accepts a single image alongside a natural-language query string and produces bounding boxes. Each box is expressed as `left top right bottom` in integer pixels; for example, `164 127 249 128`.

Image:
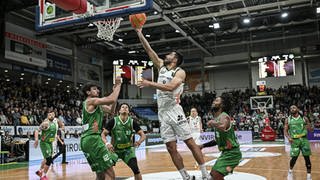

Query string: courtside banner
178 131 252 145
16 126 39 135
29 138 82 161
308 129 320 141
1 126 15 135
64 126 83 134
236 131 253 144
145 133 163 146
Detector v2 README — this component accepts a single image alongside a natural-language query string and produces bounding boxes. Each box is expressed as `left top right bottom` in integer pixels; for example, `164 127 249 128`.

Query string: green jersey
288 115 308 139
81 100 104 138
111 116 134 150
41 119 58 143
214 112 239 151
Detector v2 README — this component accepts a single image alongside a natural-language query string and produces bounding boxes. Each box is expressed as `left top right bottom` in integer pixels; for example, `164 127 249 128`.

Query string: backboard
250 95 274 110
36 0 153 31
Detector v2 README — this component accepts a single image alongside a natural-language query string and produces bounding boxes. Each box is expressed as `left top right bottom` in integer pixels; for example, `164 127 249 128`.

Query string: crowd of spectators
181 85 320 138
0 80 82 126
1 79 320 138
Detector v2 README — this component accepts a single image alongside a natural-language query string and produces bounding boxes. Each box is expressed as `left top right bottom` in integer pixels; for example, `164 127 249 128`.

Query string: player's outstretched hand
135 27 142 33
114 77 122 85
137 78 150 89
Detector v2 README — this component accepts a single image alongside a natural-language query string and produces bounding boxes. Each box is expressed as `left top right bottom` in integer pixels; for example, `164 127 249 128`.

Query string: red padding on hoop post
48 0 87 14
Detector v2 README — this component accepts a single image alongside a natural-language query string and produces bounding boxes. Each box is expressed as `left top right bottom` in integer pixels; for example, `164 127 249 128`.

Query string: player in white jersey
188 108 203 145
135 27 210 180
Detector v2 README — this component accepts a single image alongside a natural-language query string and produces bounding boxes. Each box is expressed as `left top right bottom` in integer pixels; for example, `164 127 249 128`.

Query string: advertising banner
65 126 83 134
145 133 164 146
5 23 47 67
16 126 39 135
29 138 82 161
78 62 101 83
46 53 72 75
307 129 320 141
1 126 15 135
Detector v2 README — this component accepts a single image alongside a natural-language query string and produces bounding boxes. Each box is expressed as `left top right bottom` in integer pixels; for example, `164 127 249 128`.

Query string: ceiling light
145 34 151 37
45 82 49 84
21 73 24 76
175 29 180 33
67 85 70 88
128 50 136 54
153 11 158 15
57 84 60 86
47 78 51 81
243 18 250 24
4 70 8 73
209 24 214 28
88 23 94 27
6 79 10 82
59 80 63 83
79 84 83 87
281 12 288 18
213 22 220 29
317 7 320 14
20 77 24 80
118 38 123 42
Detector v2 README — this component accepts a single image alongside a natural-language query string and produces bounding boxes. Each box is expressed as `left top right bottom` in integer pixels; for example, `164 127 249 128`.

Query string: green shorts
212 147 242 176
40 141 53 158
290 137 311 157
80 135 118 173
115 147 136 164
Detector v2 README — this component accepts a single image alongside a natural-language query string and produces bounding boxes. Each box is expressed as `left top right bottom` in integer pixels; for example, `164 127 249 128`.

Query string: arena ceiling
4 0 320 61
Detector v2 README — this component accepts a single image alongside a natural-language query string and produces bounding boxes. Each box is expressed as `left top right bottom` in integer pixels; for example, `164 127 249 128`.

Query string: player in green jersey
206 94 242 180
284 105 313 180
80 79 121 180
102 103 146 180
34 110 64 180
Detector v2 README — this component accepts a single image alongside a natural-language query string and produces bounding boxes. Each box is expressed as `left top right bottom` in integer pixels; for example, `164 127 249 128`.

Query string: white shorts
158 104 192 143
191 132 201 145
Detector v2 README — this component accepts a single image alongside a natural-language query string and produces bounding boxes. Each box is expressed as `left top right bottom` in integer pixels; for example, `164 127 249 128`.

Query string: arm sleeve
133 120 142 132
105 118 115 132
202 140 217 148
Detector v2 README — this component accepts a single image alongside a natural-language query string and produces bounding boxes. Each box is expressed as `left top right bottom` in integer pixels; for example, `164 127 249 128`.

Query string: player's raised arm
137 68 186 91
86 79 121 108
135 28 163 69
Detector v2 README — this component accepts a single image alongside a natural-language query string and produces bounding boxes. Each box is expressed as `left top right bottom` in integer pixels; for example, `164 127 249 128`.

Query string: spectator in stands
0 110 8 125
12 108 21 126
20 111 29 125
1 131 14 157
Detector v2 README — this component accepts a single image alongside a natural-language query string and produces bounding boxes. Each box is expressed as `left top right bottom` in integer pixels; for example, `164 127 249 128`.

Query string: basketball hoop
93 17 123 41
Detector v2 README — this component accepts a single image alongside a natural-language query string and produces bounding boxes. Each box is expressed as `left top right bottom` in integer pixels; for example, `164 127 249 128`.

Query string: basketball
129 13 147 28
40 121 49 130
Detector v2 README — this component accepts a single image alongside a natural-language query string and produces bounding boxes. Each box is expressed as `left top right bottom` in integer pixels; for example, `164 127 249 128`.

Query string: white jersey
188 116 202 133
157 66 184 109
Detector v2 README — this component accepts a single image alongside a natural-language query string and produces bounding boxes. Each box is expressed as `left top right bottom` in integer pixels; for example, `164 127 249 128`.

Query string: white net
93 17 123 41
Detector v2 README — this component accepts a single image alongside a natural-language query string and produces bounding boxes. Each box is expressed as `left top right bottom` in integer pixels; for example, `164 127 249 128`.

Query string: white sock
42 172 46 177
199 164 209 177
307 173 311 177
179 168 190 180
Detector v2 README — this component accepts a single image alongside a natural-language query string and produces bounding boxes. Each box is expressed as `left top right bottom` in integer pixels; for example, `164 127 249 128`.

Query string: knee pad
127 158 140 174
45 157 53 166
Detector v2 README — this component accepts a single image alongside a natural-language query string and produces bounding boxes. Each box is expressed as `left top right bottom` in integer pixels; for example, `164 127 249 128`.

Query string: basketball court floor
1 142 319 180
